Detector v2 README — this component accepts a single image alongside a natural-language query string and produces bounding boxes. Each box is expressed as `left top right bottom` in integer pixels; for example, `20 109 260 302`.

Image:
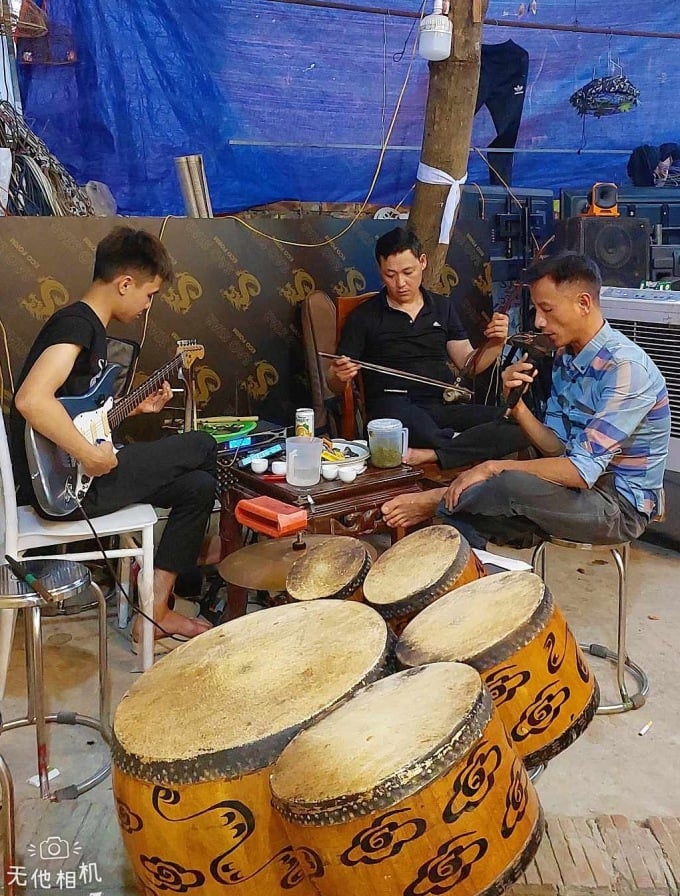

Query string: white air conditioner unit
600 286 680 474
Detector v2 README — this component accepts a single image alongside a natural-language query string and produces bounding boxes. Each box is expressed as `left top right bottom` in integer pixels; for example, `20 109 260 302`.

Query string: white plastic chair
0 413 157 692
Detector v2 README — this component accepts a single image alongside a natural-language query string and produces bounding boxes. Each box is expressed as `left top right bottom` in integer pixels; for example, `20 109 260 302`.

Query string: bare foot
133 608 212 642
381 488 446 528
404 447 438 465
156 609 212 638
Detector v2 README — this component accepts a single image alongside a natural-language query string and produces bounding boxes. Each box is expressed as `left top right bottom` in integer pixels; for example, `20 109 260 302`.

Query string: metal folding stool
532 537 648 714
0 559 111 802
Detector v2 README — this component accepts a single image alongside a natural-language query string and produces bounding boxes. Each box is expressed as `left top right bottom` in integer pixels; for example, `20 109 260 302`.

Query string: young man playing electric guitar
10 225 217 649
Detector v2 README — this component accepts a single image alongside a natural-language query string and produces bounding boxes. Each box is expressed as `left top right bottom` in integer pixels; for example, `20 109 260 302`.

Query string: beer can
295 408 315 437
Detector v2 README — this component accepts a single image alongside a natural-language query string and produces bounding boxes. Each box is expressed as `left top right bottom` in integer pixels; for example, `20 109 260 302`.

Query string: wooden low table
217 461 424 619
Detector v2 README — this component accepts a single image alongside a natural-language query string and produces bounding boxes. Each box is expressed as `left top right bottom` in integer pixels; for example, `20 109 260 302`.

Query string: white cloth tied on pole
416 162 467 244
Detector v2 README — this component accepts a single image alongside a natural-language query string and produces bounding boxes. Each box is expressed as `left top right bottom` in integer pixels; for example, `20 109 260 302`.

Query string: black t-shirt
336 287 467 404
9 301 108 505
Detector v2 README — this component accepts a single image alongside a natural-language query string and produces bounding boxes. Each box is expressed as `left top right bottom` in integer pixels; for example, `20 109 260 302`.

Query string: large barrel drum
271 662 544 896
112 600 391 896
396 571 599 767
363 525 485 635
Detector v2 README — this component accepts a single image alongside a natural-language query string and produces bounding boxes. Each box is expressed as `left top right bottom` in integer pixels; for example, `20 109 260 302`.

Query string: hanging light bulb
418 0 452 62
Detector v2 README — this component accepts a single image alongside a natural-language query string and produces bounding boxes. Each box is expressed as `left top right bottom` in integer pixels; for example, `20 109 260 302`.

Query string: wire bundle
0 100 93 215
569 75 640 118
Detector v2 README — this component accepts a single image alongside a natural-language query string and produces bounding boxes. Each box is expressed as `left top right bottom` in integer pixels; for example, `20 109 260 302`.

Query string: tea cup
338 468 357 484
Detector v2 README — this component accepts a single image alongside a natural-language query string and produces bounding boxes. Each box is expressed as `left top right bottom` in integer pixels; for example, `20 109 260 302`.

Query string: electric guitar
25 339 205 517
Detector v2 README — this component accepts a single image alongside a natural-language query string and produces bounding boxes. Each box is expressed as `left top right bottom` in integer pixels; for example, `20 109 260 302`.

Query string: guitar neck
108 355 184 429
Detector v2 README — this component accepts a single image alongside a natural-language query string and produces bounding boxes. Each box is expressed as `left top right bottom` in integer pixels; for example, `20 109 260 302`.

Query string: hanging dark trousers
475 40 529 187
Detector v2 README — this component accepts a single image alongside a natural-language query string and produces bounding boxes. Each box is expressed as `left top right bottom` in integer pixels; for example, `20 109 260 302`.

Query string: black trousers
476 40 529 187
367 394 530 469
81 431 217 575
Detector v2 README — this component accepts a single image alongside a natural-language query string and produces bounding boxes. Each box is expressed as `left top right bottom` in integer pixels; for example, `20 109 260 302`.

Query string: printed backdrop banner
0 215 496 432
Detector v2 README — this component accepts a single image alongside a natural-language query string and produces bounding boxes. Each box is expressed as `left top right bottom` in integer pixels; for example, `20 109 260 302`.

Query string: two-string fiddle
317 352 473 403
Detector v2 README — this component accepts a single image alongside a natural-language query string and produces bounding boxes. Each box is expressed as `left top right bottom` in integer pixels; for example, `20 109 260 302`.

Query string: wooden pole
408 0 488 289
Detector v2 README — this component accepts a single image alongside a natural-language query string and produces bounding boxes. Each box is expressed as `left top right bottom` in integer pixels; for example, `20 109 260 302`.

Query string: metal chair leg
534 538 648 714
531 542 547 581
2 582 112 800
0 753 16 896
580 544 648 714
25 605 50 799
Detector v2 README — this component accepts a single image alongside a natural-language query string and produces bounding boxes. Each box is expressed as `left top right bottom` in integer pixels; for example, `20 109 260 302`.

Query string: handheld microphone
503 333 554 418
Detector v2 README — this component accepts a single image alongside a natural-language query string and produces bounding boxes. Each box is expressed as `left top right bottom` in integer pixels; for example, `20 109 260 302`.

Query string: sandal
129 632 189 656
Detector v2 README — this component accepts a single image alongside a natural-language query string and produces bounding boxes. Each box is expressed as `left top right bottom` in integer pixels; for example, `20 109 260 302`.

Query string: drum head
113 600 389 778
396 571 545 667
286 537 368 600
363 526 464 607
271 662 484 813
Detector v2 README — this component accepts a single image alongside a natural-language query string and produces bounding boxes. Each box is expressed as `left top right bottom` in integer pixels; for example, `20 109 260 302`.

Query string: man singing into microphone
382 253 670 549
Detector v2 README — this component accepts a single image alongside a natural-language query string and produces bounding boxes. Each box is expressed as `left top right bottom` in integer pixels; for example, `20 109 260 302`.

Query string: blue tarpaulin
17 0 676 215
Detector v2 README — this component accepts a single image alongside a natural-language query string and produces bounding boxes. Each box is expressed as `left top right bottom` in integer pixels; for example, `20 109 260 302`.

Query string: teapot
367 418 408 469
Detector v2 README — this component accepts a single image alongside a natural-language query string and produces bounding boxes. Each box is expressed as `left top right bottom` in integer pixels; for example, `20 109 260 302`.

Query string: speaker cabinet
555 216 651 287
585 182 618 216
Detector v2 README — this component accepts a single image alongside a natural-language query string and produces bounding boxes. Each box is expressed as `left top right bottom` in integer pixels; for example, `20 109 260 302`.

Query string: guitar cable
66 428 287 643
70 495 192 645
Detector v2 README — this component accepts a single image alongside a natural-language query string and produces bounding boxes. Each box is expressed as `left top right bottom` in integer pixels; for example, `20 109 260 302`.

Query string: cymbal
218 535 378 592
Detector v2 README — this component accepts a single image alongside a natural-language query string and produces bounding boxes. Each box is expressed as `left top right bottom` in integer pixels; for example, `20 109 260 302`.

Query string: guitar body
25 364 121 517
24 340 205 518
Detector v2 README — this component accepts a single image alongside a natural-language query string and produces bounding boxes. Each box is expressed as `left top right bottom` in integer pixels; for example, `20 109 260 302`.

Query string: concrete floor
0 535 678 892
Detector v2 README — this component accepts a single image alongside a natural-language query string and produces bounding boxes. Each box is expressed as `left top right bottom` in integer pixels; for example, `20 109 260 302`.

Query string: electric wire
180 11 423 251
471 147 543 257
72 497 185 643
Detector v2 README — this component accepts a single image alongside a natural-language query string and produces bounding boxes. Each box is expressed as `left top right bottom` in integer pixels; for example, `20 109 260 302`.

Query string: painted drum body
112 600 391 896
396 571 599 767
271 663 544 896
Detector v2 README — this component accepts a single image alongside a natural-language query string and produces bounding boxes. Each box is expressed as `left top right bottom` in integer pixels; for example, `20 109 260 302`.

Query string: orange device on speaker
584 182 619 216
235 496 308 537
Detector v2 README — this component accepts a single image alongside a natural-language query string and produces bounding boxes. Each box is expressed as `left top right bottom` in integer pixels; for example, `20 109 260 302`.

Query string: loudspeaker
585 182 618 216
554 216 651 287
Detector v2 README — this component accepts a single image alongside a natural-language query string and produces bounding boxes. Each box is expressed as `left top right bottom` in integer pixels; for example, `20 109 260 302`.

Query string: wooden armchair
301 290 377 440
335 292 377 439
301 290 343 437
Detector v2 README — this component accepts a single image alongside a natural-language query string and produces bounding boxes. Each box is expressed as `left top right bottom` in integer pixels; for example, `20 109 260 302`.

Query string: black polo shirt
336 287 467 403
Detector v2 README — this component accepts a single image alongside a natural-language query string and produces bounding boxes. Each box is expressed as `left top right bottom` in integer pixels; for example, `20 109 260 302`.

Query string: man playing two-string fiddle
327 226 529 469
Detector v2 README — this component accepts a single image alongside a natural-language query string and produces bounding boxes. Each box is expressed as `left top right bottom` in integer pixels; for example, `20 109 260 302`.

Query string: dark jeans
367 393 530 468
437 470 649 550
81 431 217 574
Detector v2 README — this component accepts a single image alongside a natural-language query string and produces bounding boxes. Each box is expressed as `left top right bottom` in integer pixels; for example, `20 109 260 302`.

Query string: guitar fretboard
108 354 185 429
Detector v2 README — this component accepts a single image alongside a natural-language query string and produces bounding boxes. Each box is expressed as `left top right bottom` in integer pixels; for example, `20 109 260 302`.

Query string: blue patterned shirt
544 322 670 518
